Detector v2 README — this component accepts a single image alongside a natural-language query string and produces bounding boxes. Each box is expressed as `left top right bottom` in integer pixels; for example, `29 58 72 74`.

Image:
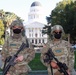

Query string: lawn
29 50 76 71
28 53 47 71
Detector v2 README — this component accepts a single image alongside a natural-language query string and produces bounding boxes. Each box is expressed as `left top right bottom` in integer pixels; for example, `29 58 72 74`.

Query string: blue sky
0 0 63 23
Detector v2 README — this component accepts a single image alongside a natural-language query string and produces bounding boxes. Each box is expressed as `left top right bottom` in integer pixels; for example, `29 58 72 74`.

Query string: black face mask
54 33 61 39
13 28 21 34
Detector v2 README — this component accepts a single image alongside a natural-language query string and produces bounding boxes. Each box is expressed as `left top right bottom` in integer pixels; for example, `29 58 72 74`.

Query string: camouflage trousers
48 71 63 75
9 64 30 75
47 67 73 75
9 72 28 75
48 71 72 75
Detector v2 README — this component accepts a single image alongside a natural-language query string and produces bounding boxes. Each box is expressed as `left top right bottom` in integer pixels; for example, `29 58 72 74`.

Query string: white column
37 39 39 44
41 39 42 43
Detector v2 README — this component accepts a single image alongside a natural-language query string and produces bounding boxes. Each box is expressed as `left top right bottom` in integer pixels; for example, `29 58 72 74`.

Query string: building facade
24 1 48 51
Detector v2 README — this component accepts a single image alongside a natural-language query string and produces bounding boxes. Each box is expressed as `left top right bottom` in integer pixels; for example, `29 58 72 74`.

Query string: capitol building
24 1 48 51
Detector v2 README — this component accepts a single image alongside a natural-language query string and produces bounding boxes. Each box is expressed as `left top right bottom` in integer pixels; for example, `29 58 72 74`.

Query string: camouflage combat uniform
41 25 74 75
1 20 35 75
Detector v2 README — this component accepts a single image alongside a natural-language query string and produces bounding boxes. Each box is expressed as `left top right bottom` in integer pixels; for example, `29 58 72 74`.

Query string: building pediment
25 21 46 28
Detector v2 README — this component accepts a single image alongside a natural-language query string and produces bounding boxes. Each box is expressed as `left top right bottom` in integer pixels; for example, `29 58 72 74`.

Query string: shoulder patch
53 48 64 56
10 44 16 46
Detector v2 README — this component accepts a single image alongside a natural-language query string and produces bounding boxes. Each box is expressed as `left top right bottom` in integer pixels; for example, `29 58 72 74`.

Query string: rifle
44 48 69 75
2 42 28 75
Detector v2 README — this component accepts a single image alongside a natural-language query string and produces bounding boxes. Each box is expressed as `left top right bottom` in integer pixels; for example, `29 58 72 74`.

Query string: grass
28 53 47 71
29 50 76 70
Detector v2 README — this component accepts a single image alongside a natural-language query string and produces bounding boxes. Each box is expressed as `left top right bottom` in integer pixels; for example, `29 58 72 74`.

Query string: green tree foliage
42 25 51 35
0 19 5 45
0 9 23 28
43 1 76 41
0 10 23 43
3 12 20 27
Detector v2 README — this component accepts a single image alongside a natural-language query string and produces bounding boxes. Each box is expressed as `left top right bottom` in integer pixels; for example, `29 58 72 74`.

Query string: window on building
32 39 34 43
32 28 33 32
42 34 43 37
40 29 42 32
42 39 44 43
35 28 37 32
29 29 31 32
29 34 31 37
40 34 41 37
34 15 35 19
29 15 32 19
35 33 38 37
35 39 37 44
39 39 41 43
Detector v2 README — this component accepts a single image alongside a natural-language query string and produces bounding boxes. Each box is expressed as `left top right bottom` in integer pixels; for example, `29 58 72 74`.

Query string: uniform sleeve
40 43 50 67
67 42 75 71
0 39 10 69
23 42 35 64
1 39 9 62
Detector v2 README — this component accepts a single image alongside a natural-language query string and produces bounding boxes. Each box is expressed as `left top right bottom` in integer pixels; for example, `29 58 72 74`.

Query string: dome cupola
31 1 41 7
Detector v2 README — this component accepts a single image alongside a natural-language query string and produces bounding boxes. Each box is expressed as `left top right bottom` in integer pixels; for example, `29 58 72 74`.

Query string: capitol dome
31 1 41 7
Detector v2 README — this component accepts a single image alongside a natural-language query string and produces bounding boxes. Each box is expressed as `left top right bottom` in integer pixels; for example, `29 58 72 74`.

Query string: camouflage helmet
10 19 25 36
10 19 23 29
51 25 65 35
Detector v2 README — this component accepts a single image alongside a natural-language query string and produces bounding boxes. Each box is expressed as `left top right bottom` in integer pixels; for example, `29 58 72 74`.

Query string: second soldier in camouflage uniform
41 25 74 75
1 20 35 75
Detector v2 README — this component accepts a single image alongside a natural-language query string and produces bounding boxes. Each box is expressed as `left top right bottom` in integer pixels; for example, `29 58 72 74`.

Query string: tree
0 10 24 44
44 1 76 42
42 3 65 39
0 19 5 45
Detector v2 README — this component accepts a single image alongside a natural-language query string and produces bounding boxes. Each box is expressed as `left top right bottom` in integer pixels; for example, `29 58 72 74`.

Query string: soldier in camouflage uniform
1 20 35 75
41 25 74 75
